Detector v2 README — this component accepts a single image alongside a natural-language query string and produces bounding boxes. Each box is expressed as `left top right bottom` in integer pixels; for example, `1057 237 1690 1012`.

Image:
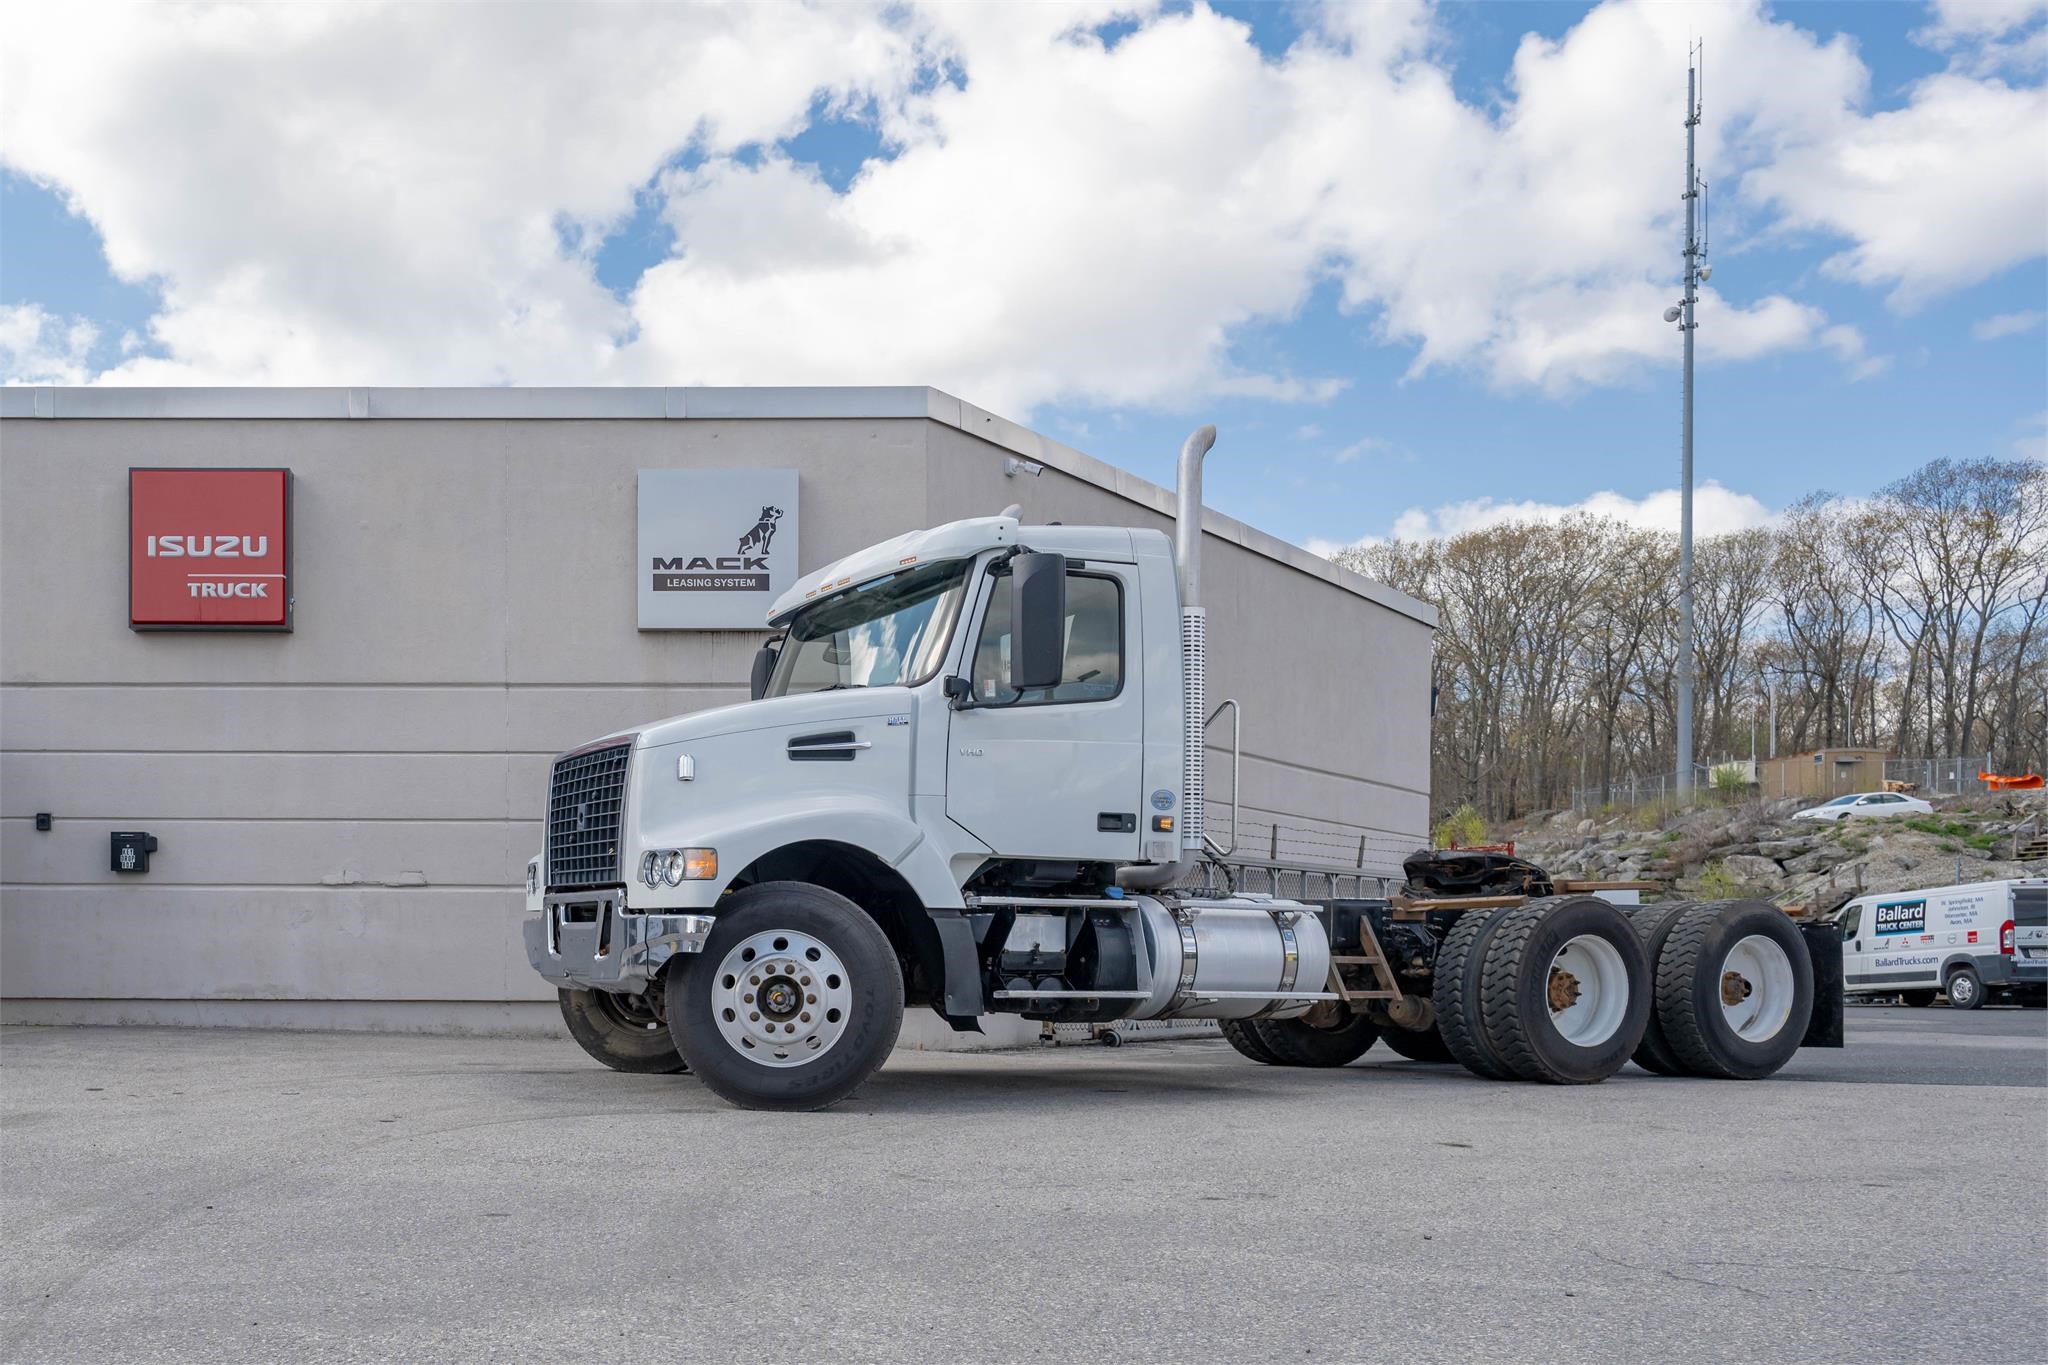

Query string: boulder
1755 838 1816 861
1783 845 1854 876
1719 854 1783 886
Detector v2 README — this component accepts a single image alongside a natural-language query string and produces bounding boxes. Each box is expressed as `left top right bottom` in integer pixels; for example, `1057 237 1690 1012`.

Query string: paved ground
3 1007 2043 1365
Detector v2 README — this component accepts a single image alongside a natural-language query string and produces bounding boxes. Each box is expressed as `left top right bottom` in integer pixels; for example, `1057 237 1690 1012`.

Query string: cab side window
970 572 1123 706
1839 906 1861 940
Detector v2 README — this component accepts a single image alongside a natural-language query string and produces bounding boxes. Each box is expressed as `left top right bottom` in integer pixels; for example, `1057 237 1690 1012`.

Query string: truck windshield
768 559 972 696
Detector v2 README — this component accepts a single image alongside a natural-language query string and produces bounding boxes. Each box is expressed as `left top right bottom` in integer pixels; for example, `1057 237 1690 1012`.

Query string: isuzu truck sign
637 469 798 629
130 468 293 631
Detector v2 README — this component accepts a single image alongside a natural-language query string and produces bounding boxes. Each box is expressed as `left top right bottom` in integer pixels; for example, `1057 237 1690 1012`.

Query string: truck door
945 563 1144 860
1838 903 1866 989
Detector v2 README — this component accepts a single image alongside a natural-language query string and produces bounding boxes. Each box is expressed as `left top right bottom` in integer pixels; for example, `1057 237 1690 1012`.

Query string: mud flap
924 907 985 1028
1798 919 1844 1049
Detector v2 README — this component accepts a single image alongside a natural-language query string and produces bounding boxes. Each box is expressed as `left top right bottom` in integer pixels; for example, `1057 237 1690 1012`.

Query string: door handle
1097 813 1136 833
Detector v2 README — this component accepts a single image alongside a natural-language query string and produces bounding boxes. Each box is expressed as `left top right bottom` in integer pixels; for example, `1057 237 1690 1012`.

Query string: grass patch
1903 817 2000 852
1697 860 1742 899
1433 802 1487 849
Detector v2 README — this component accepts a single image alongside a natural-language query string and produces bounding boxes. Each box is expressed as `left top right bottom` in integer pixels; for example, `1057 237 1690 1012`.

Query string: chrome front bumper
523 889 714 993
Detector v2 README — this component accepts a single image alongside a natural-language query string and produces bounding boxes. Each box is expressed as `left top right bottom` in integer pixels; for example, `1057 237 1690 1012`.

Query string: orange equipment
1979 770 2045 791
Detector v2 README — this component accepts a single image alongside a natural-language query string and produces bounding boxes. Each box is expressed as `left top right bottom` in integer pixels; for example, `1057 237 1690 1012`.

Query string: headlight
640 847 717 886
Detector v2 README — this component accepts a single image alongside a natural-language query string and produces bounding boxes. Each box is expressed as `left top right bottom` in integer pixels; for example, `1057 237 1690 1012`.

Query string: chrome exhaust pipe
1175 425 1215 857
1122 425 1217 893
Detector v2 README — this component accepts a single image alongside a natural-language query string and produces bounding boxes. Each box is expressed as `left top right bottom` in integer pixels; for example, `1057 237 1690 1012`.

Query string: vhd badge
130 468 292 631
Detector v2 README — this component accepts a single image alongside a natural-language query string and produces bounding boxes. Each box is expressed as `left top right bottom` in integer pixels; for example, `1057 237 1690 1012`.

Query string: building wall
1756 750 1891 800
0 395 1432 1038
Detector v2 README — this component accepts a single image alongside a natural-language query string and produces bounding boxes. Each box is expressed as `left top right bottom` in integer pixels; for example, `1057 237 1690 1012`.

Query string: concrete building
0 386 1435 1038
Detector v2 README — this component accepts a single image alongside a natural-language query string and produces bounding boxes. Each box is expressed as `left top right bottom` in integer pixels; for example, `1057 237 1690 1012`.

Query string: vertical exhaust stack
1176 425 1217 859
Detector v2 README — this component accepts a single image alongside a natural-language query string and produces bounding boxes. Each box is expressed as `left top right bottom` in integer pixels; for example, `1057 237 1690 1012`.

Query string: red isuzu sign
130 468 293 631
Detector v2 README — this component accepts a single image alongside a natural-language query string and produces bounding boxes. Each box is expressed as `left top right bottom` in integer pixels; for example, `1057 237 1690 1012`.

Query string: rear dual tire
1652 901 1813 1079
1477 897 1650 1085
1223 1011 1380 1067
1433 898 1649 1084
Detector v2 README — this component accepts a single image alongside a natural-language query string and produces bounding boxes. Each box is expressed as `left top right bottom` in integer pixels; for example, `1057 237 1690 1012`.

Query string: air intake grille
547 742 631 888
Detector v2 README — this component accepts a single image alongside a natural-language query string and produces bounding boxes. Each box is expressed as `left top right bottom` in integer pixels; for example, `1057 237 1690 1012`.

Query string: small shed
1757 748 1891 801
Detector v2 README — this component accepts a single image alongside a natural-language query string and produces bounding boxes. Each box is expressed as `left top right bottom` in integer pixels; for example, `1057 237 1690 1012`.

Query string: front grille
547 742 631 888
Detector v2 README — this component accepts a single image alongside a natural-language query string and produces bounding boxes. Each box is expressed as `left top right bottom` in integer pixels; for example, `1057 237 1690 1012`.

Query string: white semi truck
523 428 1842 1109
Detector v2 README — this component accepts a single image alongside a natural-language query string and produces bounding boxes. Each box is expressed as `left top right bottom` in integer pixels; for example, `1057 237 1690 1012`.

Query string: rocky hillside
1503 793 2047 913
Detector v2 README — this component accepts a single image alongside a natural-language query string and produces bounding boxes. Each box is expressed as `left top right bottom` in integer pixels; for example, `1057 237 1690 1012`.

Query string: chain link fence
1881 755 2023 798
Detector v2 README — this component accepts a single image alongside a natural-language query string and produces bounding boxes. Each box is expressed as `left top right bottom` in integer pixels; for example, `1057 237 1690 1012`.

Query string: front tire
1945 966 1986 1011
558 988 689 1074
666 881 904 1111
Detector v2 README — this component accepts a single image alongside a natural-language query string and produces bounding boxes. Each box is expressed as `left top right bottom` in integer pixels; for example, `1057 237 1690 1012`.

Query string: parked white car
1792 791 1934 822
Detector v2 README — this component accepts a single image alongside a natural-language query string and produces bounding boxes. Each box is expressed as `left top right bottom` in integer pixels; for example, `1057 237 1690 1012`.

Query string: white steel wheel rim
1547 934 1630 1048
709 930 853 1068
1719 934 1795 1042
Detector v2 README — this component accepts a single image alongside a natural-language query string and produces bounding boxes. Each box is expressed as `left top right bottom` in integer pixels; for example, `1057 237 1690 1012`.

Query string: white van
1836 878 2047 1010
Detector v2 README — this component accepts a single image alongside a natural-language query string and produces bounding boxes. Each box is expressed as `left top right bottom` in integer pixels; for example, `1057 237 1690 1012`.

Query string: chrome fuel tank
1127 894 1332 1021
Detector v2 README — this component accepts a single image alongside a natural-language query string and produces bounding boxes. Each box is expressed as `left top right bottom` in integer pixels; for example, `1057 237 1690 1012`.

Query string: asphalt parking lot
4 1007 2042 1365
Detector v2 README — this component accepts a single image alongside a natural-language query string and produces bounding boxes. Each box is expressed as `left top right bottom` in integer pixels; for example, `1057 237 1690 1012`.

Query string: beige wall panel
1 752 532 821
2 817 517 888
0 888 540 1001
0 685 744 754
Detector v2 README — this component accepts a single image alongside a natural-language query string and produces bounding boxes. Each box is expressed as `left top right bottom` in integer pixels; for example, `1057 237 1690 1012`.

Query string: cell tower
1672 44 1709 798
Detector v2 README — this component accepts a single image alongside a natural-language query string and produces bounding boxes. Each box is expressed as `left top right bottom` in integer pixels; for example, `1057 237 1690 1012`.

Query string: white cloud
0 0 2036 409
1308 479 1777 555
1747 71 2048 310
1974 309 2046 340
0 303 98 384
1914 0 2047 74
1331 436 1389 462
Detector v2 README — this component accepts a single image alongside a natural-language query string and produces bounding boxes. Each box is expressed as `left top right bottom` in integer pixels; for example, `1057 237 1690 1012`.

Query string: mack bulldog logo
651 505 784 593
737 505 783 556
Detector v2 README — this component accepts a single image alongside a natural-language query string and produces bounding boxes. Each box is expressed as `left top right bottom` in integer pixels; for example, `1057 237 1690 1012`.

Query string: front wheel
558 988 689 1074
1945 966 1986 1011
666 881 904 1111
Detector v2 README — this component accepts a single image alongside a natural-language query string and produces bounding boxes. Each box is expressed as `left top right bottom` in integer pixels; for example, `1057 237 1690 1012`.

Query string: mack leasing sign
637 469 799 629
130 467 293 631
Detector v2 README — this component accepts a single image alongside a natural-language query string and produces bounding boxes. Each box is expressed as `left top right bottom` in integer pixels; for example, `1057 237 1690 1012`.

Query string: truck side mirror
1009 552 1067 692
749 638 782 701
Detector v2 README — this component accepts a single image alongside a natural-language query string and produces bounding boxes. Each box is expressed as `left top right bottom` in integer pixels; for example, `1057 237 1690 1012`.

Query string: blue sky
2 1 2042 550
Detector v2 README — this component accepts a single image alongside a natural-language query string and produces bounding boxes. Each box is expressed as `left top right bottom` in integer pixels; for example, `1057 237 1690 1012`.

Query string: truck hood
625 688 915 752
